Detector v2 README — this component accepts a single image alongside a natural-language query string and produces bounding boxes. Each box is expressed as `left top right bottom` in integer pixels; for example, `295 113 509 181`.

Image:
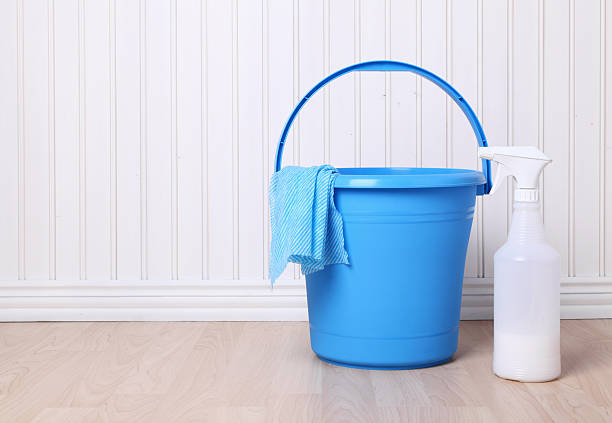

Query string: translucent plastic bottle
479 146 561 382
492 200 560 382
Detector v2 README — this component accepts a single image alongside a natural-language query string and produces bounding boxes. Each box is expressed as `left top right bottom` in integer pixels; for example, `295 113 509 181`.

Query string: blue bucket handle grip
274 60 491 195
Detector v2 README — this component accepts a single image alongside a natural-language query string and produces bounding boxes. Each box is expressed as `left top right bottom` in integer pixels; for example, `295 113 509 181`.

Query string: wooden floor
0 320 610 423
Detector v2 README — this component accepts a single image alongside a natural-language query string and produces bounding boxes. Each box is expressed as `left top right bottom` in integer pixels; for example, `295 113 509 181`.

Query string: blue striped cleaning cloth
269 165 349 284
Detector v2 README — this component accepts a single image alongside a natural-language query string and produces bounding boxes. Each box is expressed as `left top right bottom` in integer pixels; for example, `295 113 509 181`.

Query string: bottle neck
508 201 545 243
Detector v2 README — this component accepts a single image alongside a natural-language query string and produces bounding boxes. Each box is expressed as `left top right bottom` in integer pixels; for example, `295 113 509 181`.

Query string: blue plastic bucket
274 61 492 369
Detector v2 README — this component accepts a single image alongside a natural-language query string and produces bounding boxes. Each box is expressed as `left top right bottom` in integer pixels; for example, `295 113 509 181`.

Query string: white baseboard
0 277 610 321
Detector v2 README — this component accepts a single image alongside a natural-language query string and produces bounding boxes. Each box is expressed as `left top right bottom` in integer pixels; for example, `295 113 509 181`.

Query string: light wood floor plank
98 394 161 423
152 322 246 421
59 323 164 407
0 320 610 422
31 408 102 423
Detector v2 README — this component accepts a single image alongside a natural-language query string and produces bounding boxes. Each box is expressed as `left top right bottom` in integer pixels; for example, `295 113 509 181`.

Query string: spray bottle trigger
490 163 510 195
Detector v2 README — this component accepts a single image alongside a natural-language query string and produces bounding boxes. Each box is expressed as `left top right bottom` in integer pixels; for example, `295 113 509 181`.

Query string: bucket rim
334 167 487 189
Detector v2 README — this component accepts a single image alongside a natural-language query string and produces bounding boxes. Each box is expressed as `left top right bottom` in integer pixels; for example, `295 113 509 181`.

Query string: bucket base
316 355 451 370
309 326 459 370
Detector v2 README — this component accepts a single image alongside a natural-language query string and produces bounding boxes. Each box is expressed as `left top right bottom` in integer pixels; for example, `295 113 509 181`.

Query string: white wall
0 0 610 320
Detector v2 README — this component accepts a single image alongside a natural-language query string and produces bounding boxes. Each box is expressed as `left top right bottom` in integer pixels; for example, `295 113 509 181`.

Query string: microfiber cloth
269 165 349 284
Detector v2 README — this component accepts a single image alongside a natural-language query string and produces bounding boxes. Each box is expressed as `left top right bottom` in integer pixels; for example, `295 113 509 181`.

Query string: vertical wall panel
109 0 117 281
452 0 480 277
574 0 601 276
207 0 235 279
176 0 203 279
482 0 508 277
329 0 356 168
83 0 112 279
201 0 210 279
513 0 539 152
600 3 612 276
54 0 81 280
262 0 270 275
360 0 386 166
389 0 417 167
23 0 50 279
0 0 19 280
115 0 142 279
420 0 447 168
267 0 294 165
268 0 296 280
543 0 570 276
237 0 264 279
145 0 173 279
298 0 325 167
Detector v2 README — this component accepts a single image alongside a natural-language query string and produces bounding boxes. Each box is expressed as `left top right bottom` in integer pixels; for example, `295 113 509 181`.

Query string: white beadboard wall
0 0 611 321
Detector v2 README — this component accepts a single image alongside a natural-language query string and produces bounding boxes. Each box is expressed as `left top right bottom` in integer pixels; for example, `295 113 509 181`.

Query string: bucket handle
274 60 491 195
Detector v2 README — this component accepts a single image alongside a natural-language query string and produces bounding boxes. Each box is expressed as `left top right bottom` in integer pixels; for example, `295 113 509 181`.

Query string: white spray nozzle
479 146 551 201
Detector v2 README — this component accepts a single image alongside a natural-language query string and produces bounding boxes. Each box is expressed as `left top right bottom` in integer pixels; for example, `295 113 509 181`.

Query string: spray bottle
479 146 560 382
